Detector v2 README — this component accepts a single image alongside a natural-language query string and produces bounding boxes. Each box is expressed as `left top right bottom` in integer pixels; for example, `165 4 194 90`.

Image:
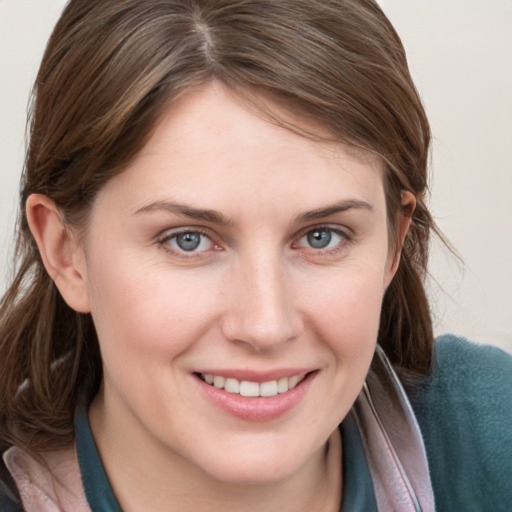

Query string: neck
88 391 342 512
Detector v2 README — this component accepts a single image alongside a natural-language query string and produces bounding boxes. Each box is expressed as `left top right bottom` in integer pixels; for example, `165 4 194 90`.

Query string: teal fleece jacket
1 335 511 511
408 335 512 511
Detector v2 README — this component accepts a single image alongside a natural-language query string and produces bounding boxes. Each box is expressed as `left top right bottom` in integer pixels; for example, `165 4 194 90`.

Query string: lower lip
195 372 316 422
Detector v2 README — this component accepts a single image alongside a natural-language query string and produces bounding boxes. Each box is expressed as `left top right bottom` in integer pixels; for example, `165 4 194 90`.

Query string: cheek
302 261 386 326
299 262 386 365
85 255 220 367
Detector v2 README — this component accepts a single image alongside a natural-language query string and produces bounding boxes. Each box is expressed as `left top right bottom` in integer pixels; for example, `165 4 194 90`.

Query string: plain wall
380 0 512 351
1 0 511 351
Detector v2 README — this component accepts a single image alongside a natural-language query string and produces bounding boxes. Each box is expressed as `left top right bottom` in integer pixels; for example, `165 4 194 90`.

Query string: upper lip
193 368 315 383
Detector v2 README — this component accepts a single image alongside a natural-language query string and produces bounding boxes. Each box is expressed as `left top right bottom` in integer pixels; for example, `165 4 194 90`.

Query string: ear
384 190 416 287
26 194 91 313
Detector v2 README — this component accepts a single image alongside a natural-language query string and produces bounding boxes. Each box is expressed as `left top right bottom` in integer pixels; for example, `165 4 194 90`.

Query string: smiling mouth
198 373 308 397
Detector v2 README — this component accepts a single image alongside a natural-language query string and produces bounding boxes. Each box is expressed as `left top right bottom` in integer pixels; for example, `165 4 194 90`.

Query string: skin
27 83 414 511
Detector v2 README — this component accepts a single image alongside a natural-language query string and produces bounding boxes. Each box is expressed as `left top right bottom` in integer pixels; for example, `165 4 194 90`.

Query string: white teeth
277 377 289 394
240 381 260 397
260 380 278 397
288 374 305 388
224 378 240 394
201 373 307 397
213 376 225 388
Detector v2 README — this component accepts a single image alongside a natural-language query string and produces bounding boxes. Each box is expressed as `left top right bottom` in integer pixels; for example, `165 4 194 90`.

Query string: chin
190 436 322 487
205 459 301 487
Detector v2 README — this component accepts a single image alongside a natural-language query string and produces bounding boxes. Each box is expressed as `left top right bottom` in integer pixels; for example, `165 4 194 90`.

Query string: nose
220 252 303 352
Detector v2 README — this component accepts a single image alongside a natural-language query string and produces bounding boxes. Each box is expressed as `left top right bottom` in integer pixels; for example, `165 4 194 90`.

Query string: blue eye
164 231 213 253
307 229 332 249
298 228 344 250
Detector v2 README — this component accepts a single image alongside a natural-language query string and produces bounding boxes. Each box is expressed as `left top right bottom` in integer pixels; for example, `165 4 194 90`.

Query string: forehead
94 82 386 221
144 82 380 166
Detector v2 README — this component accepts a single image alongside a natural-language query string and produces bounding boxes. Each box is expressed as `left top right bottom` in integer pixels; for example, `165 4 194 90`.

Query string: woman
0 1 510 510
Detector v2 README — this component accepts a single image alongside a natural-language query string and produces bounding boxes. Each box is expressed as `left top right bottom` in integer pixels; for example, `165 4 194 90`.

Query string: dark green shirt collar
340 412 378 512
75 406 123 512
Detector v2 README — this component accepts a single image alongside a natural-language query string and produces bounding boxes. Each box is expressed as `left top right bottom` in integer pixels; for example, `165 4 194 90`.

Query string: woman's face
79 83 401 485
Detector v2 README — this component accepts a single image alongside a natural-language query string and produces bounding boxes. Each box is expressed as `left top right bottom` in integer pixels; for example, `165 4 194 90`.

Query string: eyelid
155 224 353 260
292 225 352 255
157 227 222 257
294 224 351 242
158 226 209 242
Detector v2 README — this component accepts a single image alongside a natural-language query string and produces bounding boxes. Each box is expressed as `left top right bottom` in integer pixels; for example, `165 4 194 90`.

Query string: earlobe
26 194 91 313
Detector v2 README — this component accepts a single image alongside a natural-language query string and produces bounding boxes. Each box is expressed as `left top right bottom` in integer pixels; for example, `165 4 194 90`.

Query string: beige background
1 0 511 351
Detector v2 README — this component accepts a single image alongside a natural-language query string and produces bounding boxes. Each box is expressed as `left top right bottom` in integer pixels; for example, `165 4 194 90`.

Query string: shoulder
431 333 511 380
408 334 512 511
413 334 512 422
409 334 512 421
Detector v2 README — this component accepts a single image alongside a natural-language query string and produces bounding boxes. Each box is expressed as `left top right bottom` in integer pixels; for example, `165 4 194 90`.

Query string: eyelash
156 225 351 259
292 226 351 258
157 228 220 259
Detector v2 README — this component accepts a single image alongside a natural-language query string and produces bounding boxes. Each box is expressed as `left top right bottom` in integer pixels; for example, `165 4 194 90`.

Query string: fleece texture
408 335 512 511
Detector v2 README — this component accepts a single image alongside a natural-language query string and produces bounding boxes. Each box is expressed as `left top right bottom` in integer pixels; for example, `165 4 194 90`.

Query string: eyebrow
296 200 373 223
133 199 373 225
133 201 233 225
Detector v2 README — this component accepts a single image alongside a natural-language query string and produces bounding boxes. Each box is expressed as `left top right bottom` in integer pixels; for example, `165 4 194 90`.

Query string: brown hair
0 0 434 458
